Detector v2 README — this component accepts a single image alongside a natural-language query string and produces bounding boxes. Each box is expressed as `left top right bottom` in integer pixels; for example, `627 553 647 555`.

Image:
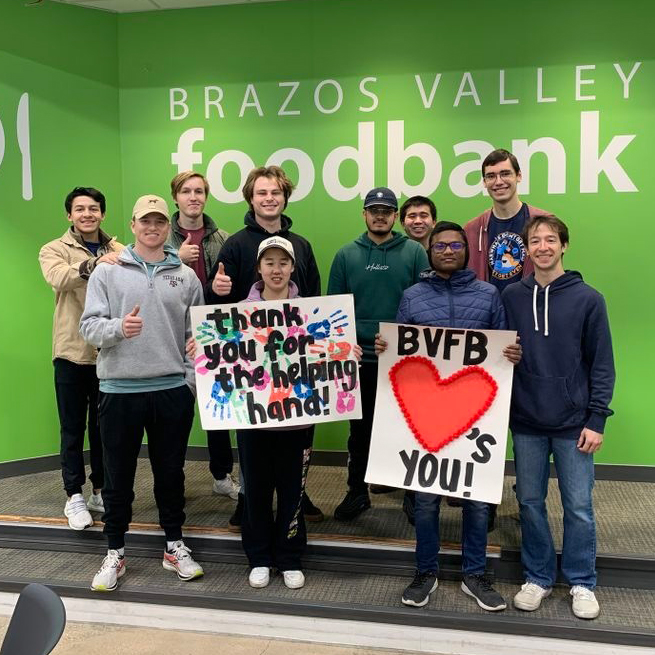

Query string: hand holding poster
366 323 516 504
191 295 361 430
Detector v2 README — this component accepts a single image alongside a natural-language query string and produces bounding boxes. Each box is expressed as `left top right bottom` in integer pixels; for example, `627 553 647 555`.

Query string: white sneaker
87 491 105 514
249 567 271 588
282 570 305 589
64 493 93 530
513 582 552 611
570 585 600 619
91 550 125 591
212 474 240 500
162 540 204 580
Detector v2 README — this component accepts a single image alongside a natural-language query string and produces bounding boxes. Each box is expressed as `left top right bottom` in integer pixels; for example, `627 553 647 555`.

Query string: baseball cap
364 187 398 210
132 195 170 221
257 236 295 262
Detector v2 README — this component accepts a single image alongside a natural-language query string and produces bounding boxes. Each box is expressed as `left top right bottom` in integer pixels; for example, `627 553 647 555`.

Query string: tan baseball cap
257 236 295 262
132 195 170 221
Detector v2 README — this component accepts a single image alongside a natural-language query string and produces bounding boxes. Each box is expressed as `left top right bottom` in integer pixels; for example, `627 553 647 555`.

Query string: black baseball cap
364 187 398 210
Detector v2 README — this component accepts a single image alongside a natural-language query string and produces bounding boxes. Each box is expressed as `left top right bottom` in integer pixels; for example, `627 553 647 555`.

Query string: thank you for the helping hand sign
191 295 361 430
366 323 516 504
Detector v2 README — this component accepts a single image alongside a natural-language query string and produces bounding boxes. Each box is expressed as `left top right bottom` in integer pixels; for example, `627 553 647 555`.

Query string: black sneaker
302 493 324 522
403 491 415 526
461 574 507 611
401 570 438 607
334 489 371 521
370 484 395 494
228 493 244 533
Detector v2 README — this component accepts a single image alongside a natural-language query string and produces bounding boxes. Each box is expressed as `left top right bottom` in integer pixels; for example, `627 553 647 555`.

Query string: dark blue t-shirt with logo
486 203 529 292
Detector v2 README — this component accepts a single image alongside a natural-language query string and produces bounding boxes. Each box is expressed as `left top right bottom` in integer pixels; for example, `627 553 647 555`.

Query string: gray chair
0 583 66 655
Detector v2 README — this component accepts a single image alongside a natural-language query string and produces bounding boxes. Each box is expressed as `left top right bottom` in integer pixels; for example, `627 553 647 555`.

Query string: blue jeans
513 433 596 589
415 493 488 575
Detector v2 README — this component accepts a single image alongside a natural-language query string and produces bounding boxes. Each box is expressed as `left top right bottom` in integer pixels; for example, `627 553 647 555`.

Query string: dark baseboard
2 450 654 483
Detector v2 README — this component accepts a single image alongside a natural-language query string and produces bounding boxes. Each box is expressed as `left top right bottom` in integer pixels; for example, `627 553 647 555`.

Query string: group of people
39 149 615 620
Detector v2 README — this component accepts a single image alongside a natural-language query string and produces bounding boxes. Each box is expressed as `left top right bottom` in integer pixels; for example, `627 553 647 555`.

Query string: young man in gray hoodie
80 195 204 592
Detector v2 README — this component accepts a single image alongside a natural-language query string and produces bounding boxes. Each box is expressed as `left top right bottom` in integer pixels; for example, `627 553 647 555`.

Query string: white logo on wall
0 93 33 201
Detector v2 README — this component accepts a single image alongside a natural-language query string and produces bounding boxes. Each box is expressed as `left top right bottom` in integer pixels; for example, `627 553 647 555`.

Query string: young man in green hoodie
328 187 429 520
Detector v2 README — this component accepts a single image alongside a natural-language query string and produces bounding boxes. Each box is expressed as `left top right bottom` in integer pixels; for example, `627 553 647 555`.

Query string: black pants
237 427 312 571
207 430 233 479
98 386 195 550
346 361 378 492
54 358 103 496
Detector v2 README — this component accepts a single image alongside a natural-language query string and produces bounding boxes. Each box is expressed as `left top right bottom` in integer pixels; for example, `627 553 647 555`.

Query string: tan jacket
39 228 123 364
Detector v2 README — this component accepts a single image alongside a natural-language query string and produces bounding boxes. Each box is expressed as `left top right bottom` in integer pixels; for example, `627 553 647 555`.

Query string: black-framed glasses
430 241 466 252
366 207 395 217
483 170 515 182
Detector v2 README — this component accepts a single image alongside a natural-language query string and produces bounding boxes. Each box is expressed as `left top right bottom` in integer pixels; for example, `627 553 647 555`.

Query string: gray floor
1 461 654 555
0 546 654 633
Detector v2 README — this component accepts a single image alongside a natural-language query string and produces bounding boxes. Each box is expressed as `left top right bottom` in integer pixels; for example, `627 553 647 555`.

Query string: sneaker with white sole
513 581 552 611
570 585 600 619
162 541 204 580
91 550 125 592
87 491 104 514
401 570 438 607
212 474 240 500
64 493 93 530
283 570 305 589
249 566 271 588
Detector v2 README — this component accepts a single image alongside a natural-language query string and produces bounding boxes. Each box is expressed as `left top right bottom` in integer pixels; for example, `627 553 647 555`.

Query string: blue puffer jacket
396 268 507 330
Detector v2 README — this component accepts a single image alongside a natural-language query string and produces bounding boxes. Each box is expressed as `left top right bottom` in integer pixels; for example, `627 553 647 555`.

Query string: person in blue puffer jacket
376 220 521 612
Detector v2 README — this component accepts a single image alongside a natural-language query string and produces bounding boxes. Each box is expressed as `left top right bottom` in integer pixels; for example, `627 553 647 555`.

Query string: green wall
1 0 653 465
0 2 122 461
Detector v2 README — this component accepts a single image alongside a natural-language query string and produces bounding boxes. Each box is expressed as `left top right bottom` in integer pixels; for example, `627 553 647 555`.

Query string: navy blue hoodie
502 271 615 438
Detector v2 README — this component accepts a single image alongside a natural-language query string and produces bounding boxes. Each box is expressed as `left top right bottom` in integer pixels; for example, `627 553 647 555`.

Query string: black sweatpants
98 385 195 550
54 358 103 496
237 427 312 571
346 361 378 493
207 429 233 480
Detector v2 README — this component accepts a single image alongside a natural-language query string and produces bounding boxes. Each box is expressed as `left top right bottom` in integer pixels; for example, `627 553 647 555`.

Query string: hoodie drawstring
532 284 551 337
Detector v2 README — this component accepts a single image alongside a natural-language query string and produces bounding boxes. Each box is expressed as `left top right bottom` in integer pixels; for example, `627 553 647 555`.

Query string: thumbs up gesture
178 232 200 264
122 304 143 338
211 262 232 296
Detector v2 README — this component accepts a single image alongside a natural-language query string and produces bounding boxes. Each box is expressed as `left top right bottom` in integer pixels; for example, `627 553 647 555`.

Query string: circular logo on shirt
488 231 526 281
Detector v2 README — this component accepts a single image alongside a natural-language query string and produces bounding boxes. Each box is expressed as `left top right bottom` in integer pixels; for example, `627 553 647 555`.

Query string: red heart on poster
389 356 498 453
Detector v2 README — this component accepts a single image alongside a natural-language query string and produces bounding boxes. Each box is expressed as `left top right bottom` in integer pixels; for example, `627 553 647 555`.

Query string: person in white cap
80 195 204 592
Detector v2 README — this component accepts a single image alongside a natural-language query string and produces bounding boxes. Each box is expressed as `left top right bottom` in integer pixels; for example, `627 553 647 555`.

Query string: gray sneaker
87 491 104 514
401 570 438 607
461 574 506 611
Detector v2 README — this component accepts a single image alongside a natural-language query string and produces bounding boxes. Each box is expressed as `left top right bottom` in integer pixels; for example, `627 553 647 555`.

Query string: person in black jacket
206 165 323 528
502 215 615 620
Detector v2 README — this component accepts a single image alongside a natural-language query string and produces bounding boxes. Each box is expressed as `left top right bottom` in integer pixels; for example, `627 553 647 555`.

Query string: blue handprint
307 307 349 340
208 380 233 420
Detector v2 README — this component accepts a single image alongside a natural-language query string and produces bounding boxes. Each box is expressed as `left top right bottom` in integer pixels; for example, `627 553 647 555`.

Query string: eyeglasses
430 241 466 253
483 170 515 182
367 207 395 217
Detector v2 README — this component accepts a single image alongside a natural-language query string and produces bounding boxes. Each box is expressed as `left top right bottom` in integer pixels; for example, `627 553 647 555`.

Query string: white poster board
191 294 361 430
366 322 516 504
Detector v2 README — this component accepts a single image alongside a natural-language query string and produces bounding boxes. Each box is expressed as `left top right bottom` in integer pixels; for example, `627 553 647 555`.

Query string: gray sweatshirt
80 245 203 392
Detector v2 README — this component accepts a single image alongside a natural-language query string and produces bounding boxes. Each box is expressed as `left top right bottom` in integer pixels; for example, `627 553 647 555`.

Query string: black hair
64 187 106 214
428 220 469 269
481 149 520 176
399 196 437 222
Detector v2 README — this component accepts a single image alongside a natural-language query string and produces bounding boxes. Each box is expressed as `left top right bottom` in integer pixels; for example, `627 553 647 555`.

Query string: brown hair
482 149 521 176
522 214 570 247
170 171 210 200
242 166 295 211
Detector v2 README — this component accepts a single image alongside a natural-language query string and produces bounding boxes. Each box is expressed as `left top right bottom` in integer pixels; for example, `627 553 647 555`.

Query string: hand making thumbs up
178 232 200 264
122 304 143 338
211 261 232 296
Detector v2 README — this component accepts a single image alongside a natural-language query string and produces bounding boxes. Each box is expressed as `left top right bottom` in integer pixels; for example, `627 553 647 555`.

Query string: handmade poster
366 322 517 504
191 295 361 430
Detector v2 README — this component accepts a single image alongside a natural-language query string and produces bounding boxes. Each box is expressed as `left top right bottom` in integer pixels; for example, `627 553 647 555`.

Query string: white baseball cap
257 236 295 262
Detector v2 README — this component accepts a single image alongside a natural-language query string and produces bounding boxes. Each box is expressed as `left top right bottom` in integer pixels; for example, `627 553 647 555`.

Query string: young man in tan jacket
39 187 123 530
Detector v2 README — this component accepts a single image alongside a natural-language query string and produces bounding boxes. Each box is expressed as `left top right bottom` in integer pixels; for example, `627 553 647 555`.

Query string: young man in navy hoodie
502 215 615 620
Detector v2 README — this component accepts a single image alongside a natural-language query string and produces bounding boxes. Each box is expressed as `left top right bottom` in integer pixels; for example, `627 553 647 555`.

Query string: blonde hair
170 171 210 200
